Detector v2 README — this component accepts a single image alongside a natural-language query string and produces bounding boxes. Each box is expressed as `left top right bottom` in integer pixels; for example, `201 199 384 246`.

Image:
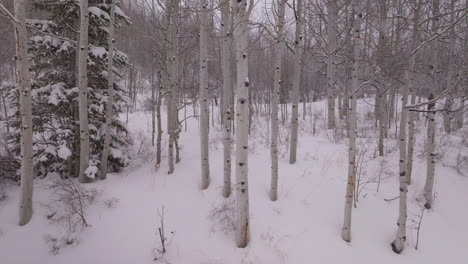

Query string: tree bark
341 0 362 242
423 0 440 209
270 0 286 201
392 0 421 253
289 0 304 164
78 0 92 183
221 0 232 197
13 0 34 226
233 0 251 248
199 0 210 189
326 0 338 129
167 0 179 174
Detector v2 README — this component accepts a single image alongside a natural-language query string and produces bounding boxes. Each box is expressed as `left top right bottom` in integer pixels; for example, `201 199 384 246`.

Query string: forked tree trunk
270 0 286 201
221 0 232 197
199 0 210 189
341 0 362 243
289 0 304 164
13 0 34 226
100 0 116 180
233 0 251 248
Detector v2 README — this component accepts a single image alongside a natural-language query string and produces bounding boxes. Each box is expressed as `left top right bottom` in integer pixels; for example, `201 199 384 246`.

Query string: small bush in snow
208 197 236 235
45 179 100 250
153 206 175 263
104 197 120 208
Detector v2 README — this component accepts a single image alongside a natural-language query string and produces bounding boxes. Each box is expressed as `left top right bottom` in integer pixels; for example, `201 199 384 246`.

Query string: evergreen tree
8 0 131 178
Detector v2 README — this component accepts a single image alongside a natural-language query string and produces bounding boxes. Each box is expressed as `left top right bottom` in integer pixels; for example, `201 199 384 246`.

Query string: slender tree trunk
423 0 440 209
443 0 456 134
167 0 179 174
156 71 163 168
406 93 416 184
78 0 92 183
392 0 421 253
199 0 210 189
270 0 286 201
1 89 9 132
341 0 362 242
233 0 251 248
289 0 304 164
326 0 338 129
100 0 116 180
377 0 387 157
221 0 232 198
13 0 34 226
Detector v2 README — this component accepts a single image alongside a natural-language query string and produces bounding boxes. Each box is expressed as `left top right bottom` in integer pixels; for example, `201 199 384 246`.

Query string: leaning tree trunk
270 0 286 201
78 0 92 183
233 0 251 248
100 0 116 180
221 0 232 197
341 0 362 242
13 0 34 226
199 0 210 189
289 0 304 164
326 0 338 129
392 0 421 253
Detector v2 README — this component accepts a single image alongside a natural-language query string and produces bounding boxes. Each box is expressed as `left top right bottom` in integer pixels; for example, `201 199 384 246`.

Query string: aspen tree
392 0 421 253
326 0 338 129
100 0 117 180
3 0 35 225
341 0 362 243
167 0 179 174
78 0 92 183
232 0 253 248
376 0 387 157
289 0 304 164
221 0 232 197
199 0 210 189
423 0 440 209
270 0 287 201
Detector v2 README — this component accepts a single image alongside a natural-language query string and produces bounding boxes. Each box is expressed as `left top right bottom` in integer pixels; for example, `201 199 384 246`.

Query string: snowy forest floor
1 98 468 264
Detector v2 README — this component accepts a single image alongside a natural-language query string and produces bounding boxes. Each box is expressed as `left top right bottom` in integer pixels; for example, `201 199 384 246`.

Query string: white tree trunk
100 0 116 180
13 0 34 226
233 0 251 248
423 0 440 209
167 0 179 174
392 0 421 253
342 1 362 242
199 0 210 189
221 0 232 197
78 0 92 183
377 0 387 157
326 0 338 129
270 0 286 201
443 0 456 134
289 0 304 164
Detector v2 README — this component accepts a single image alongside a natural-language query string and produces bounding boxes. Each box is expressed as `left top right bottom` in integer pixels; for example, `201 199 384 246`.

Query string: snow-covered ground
1 99 467 264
